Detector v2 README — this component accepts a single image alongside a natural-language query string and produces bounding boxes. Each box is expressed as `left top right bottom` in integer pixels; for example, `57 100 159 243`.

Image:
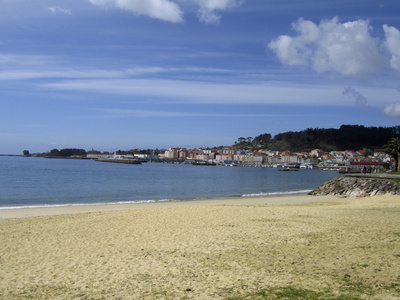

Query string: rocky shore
309 174 400 198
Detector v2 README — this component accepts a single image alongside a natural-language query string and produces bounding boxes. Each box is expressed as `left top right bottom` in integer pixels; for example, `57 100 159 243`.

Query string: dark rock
309 176 400 198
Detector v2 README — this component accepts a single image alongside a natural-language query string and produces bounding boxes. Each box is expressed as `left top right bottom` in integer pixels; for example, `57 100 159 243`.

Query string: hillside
235 125 400 152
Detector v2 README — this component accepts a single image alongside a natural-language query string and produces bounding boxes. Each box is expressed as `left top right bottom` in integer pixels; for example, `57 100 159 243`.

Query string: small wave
0 199 174 210
0 191 313 210
242 190 312 198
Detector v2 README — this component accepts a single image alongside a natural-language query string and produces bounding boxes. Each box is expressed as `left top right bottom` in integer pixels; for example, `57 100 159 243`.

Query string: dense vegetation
31 148 159 157
235 125 400 152
47 148 87 157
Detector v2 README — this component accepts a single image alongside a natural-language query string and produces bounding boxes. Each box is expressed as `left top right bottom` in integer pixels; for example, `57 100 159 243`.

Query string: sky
1 0 400 154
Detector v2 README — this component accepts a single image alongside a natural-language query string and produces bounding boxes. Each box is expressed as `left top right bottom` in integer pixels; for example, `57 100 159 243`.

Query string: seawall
309 174 400 198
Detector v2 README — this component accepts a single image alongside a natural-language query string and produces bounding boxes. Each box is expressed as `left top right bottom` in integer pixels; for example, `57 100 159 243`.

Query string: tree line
47 148 87 157
235 125 400 152
25 148 161 157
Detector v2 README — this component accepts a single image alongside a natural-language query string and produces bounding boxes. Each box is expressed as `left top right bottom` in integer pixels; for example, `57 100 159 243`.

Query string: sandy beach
1 194 400 299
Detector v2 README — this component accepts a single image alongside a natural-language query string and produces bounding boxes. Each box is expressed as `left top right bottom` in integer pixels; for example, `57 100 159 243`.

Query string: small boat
192 161 216 166
279 166 298 171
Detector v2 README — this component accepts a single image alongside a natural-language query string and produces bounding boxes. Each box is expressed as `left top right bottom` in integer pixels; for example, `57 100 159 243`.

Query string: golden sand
1 195 400 299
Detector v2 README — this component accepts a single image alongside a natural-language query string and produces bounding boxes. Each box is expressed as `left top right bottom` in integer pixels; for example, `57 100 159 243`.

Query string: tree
59 148 87 157
237 137 246 144
47 148 86 157
253 133 272 148
385 137 400 172
22 150 30 156
49 149 60 156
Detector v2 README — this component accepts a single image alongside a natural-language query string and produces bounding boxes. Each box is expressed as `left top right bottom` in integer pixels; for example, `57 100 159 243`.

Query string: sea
0 156 341 209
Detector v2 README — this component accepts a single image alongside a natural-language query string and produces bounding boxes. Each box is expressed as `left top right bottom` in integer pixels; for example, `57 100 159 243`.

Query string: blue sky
1 0 400 154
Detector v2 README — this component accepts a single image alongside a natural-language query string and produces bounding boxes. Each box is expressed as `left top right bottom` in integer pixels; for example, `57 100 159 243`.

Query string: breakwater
96 158 141 164
309 174 400 198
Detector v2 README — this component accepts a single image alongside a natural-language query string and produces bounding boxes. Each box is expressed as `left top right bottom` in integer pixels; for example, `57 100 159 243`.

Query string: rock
309 176 400 198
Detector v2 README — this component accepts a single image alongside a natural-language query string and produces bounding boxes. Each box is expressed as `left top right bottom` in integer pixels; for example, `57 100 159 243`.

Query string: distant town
23 146 391 173
20 125 400 172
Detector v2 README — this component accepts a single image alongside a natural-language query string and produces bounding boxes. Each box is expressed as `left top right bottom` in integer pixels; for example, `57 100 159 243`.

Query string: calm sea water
0 156 341 209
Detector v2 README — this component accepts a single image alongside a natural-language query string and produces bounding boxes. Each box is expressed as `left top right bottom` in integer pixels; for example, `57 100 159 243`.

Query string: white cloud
48 6 72 16
383 25 400 72
383 102 400 118
88 0 242 24
88 0 183 23
269 17 389 78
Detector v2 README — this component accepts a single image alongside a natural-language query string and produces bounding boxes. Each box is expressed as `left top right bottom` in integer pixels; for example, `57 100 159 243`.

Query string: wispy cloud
0 68 122 81
0 55 231 81
194 0 243 25
96 108 292 118
48 6 72 16
342 86 369 109
42 78 386 106
0 54 62 66
1 53 398 109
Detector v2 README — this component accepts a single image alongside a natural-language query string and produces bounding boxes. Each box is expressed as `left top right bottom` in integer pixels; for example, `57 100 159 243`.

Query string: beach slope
1 194 400 299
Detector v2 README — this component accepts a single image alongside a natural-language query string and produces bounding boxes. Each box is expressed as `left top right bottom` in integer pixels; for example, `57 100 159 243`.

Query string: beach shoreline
1 193 327 220
1 194 400 299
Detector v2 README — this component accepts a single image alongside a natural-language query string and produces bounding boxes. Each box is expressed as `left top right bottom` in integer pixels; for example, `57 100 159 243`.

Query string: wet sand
1 194 400 299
